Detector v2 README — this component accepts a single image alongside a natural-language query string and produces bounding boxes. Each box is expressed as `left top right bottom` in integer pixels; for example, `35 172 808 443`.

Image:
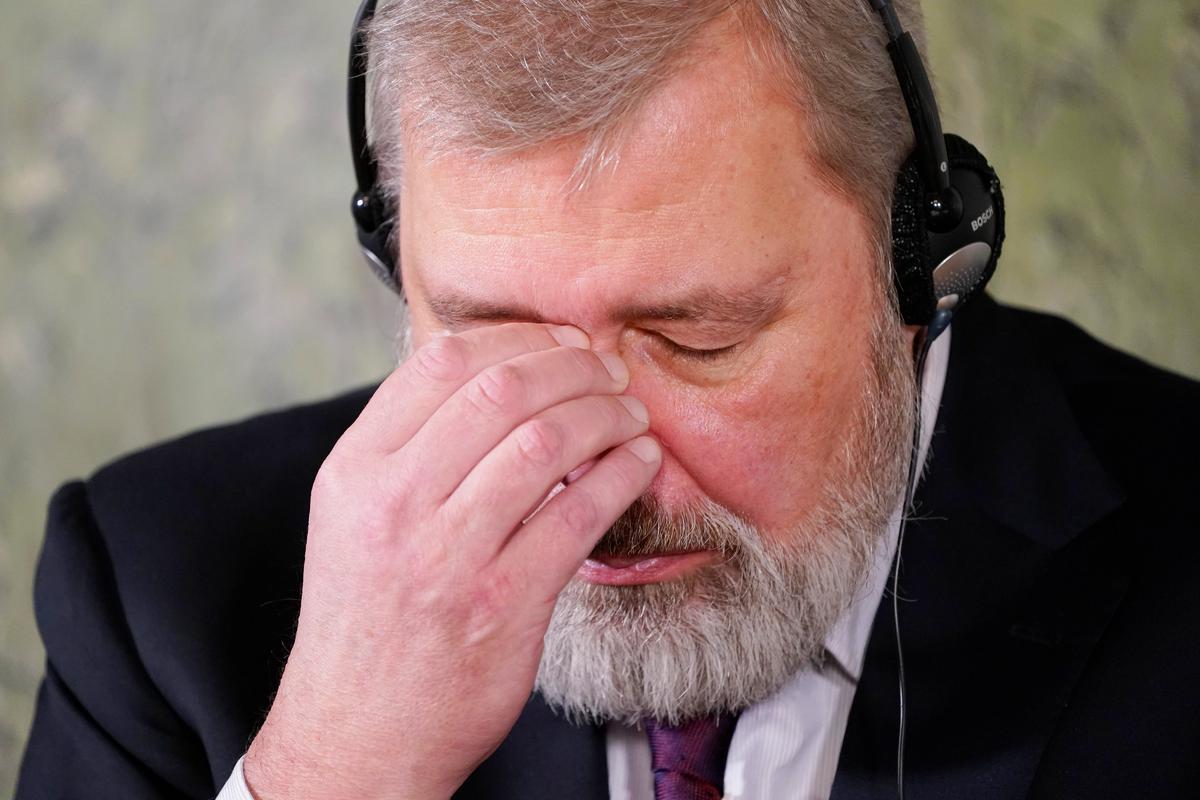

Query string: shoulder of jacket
84 384 375 536
987 300 1200 493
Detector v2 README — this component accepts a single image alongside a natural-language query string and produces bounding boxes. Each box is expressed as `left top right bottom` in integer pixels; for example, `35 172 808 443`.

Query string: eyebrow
426 284 785 331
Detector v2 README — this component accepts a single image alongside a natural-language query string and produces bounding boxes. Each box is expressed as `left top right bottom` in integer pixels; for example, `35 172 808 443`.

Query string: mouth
576 550 720 585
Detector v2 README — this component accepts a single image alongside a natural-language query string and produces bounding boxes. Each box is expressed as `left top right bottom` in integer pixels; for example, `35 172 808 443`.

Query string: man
16 0 1200 798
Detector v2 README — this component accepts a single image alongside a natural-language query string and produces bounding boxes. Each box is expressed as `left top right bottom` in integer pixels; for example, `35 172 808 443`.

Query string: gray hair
365 0 926 296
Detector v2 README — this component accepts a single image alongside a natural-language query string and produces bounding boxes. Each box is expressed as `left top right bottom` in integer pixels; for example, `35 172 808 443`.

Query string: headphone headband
345 0 1004 325
348 0 400 292
348 0 378 194
869 1 951 203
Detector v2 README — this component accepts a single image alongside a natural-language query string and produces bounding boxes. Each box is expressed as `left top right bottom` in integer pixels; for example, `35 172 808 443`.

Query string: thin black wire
892 310 950 800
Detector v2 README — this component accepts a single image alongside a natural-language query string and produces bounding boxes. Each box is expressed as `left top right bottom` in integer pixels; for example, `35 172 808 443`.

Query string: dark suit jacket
15 295 1200 799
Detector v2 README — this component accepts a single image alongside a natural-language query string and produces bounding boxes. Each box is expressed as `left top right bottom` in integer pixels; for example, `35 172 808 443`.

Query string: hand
243 323 661 799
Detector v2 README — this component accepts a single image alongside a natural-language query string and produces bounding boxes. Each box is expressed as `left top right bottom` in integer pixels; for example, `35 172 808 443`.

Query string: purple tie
643 713 739 800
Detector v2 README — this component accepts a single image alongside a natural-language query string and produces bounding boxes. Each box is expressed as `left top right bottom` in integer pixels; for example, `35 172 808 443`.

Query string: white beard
534 312 916 725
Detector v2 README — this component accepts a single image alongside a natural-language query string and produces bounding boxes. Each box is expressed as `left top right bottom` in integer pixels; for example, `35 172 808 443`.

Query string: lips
577 550 719 585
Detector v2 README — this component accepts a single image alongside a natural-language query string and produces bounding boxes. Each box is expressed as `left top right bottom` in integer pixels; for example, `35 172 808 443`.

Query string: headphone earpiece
351 185 401 294
890 133 1006 326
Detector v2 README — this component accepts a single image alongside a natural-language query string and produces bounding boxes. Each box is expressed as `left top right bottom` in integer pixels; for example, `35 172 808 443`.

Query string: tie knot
643 713 739 800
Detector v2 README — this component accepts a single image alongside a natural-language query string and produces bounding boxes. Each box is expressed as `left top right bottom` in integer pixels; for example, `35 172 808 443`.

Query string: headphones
346 0 1004 330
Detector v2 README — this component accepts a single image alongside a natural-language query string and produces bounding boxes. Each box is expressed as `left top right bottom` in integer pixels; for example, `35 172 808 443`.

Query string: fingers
396 344 632 503
345 323 590 454
499 437 663 596
439 393 652 538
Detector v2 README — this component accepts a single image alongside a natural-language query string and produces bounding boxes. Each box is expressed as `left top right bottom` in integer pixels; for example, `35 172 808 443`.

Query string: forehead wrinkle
434 227 683 246
440 196 702 217
422 186 715 244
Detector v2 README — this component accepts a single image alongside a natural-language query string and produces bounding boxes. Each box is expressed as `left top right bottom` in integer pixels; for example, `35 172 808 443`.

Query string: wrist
244 708 453 800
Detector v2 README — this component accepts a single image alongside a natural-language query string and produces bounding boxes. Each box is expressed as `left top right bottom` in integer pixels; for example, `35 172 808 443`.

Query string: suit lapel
832 295 1129 799
455 693 608 800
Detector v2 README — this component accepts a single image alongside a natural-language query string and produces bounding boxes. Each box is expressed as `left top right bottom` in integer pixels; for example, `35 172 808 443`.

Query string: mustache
590 494 752 558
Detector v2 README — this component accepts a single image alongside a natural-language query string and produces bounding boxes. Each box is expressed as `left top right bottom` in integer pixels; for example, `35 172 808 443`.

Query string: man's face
398 23 917 720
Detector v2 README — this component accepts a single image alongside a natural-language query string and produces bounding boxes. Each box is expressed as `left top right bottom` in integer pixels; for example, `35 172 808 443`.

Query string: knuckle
402 522 453 577
467 363 526 417
467 570 516 627
374 457 417 510
312 456 353 499
353 465 427 554
410 336 468 383
514 418 564 467
556 491 600 534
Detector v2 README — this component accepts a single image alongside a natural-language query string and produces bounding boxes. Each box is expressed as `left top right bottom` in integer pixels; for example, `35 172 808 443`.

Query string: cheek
635 352 863 533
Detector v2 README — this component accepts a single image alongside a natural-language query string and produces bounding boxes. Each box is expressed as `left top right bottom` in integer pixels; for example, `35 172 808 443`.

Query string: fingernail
598 352 629 386
618 395 649 424
549 325 590 349
628 436 661 464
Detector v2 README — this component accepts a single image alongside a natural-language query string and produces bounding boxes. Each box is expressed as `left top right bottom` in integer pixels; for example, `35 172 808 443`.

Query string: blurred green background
1 0 1197 791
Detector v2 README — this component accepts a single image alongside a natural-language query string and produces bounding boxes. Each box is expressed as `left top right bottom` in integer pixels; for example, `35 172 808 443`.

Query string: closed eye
657 335 742 362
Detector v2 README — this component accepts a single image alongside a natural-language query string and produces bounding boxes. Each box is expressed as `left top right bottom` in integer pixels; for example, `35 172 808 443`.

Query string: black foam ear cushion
890 133 1005 325
890 154 935 325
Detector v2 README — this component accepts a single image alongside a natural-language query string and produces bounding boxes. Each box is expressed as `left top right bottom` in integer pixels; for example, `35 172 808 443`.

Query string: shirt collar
821 325 953 682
